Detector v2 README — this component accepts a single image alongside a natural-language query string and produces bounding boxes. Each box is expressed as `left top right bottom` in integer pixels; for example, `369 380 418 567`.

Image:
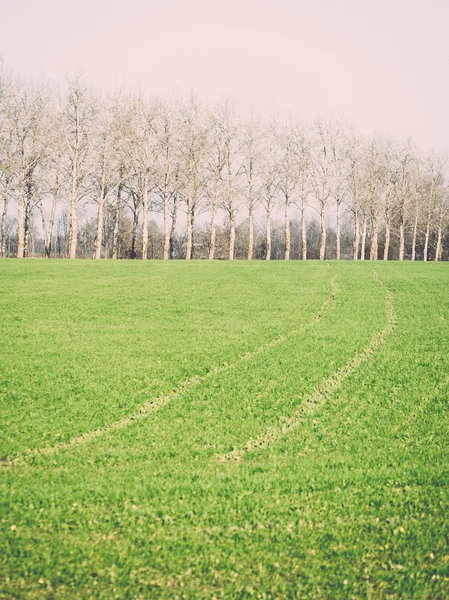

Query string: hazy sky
1 0 448 153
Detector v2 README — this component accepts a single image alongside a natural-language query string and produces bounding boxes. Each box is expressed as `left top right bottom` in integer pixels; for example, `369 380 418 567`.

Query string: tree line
1 61 448 261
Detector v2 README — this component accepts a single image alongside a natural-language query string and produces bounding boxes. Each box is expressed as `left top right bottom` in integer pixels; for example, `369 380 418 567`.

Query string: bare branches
0 60 448 261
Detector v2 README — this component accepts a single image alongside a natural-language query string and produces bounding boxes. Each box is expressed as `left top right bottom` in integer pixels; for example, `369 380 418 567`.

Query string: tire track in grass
391 374 449 432
3 275 340 468
218 272 396 463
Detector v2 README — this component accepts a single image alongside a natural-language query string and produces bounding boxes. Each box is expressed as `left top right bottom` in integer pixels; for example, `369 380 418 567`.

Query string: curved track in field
218 272 396 462
4 275 340 468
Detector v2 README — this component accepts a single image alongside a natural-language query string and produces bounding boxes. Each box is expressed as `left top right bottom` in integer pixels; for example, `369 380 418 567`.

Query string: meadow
0 260 448 599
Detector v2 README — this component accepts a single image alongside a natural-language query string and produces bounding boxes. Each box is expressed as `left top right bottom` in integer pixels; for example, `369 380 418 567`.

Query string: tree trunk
69 159 78 259
93 175 106 260
399 221 405 261
229 211 235 260
141 184 149 260
163 188 170 260
209 176 220 260
301 201 307 260
370 219 378 261
336 202 341 260
248 206 254 260
360 215 367 261
411 207 418 261
130 208 139 259
319 206 326 261
112 183 122 260
17 184 25 258
45 192 58 258
1 186 10 257
191 208 196 259
284 200 290 261
423 180 434 262
23 199 30 258
186 196 192 260
423 220 430 262
266 205 271 260
353 209 360 260
169 197 178 260
209 202 217 260
435 226 442 261
383 221 390 261
39 194 57 259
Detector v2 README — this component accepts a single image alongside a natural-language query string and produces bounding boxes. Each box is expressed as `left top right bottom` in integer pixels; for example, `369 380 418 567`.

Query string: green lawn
0 260 448 599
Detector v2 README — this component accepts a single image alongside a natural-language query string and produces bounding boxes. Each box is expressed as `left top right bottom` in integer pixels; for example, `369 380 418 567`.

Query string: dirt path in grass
218 272 396 462
3 275 340 468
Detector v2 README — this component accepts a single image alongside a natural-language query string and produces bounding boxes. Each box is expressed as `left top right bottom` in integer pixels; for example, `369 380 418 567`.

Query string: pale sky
1 0 448 153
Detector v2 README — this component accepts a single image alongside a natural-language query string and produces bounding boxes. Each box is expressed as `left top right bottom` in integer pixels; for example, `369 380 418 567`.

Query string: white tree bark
169 195 178 260
247 207 254 260
163 182 170 260
93 170 106 260
398 220 405 261
360 215 367 260
301 200 307 260
17 183 25 258
208 174 220 260
0 190 9 257
423 220 430 262
383 220 390 261
229 211 235 260
435 227 442 261
353 209 360 260
336 201 341 260
112 182 122 260
266 205 272 260
141 182 149 260
370 218 379 260
411 208 418 261
186 194 193 260
284 199 290 260
319 206 326 261
208 202 217 260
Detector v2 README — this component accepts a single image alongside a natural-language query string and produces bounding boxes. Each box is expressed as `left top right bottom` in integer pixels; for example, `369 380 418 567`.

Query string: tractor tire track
218 272 396 462
3 275 340 468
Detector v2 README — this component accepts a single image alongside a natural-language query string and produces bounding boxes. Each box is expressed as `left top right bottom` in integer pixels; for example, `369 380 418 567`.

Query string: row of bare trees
1 64 448 261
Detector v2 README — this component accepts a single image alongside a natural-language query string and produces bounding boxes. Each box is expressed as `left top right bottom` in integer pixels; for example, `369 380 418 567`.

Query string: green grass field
0 260 448 599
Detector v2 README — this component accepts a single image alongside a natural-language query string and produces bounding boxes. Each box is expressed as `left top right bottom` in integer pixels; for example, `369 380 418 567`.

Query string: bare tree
179 95 207 260
0 137 13 257
365 139 387 261
220 99 241 260
260 139 279 261
0 59 13 256
329 122 349 260
38 108 65 258
241 111 263 260
423 154 445 261
63 76 95 259
434 169 449 261
91 96 123 259
347 134 366 260
311 119 333 261
153 99 181 260
9 81 49 257
380 142 398 261
126 95 158 260
277 119 297 260
207 103 226 260
392 141 416 261
292 123 311 260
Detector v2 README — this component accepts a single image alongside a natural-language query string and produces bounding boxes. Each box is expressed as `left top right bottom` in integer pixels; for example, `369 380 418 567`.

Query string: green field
0 260 448 599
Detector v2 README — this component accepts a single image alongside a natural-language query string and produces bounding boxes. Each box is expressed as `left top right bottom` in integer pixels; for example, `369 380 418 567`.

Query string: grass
0 260 448 599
